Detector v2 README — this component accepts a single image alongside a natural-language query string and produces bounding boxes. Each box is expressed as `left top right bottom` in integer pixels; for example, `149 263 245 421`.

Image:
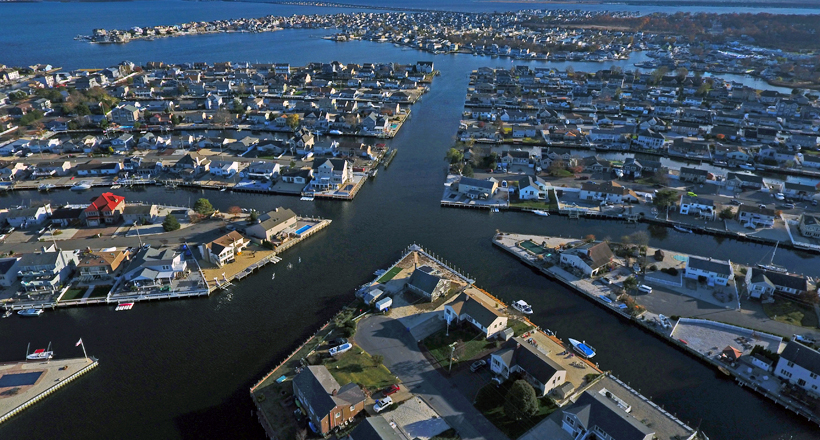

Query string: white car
637 285 653 294
775 193 785 200
374 396 393 413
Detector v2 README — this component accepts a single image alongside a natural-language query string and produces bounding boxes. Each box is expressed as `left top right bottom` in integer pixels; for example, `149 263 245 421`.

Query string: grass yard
89 285 113 298
377 266 403 284
508 319 534 337
423 327 495 369
414 285 461 311
762 300 819 328
474 382 557 439
60 288 85 301
322 345 397 391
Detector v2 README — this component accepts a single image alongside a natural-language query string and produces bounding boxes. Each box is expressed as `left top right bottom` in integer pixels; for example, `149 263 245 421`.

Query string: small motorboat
27 348 54 361
673 225 693 234
329 342 352 356
568 338 596 359
658 314 672 329
532 210 549 217
115 303 134 311
511 300 533 314
2 309 11 318
38 183 56 191
70 181 93 191
18 309 43 317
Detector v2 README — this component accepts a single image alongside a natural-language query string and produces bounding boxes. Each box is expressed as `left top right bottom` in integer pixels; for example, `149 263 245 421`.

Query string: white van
637 285 653 294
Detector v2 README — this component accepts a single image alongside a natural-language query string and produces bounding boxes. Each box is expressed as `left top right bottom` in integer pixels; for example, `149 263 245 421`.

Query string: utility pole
133 222 142 246
448 342 457 373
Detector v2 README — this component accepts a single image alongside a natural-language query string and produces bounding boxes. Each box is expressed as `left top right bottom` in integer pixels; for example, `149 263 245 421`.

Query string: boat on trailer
568 338 596 359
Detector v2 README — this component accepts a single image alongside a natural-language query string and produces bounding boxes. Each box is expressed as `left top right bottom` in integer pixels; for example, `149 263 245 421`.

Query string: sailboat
757 242 787 273
298 257 301 263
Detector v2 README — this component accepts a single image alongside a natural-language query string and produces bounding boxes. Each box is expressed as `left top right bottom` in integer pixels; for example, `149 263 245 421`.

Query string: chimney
331 389 337 396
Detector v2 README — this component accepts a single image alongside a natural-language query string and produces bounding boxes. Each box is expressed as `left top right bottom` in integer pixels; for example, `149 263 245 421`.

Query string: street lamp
133 221 142 247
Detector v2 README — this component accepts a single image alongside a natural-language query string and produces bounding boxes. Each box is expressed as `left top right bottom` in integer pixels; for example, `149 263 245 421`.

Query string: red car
383 384 400 396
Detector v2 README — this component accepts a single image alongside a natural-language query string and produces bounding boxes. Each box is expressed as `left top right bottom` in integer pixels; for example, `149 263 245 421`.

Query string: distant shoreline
473 0 820 9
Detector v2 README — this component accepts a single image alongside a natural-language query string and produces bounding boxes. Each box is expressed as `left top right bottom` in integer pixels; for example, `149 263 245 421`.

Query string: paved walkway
355 315 508 440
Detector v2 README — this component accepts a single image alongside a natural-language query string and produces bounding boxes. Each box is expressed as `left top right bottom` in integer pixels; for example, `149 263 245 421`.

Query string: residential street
355 315 509 440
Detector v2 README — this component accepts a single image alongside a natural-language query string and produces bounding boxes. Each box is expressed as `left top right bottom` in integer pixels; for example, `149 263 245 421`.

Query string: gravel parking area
671 318 783 358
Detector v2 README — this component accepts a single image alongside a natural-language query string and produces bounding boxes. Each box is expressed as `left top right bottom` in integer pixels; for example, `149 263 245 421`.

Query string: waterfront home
621 157 643 178
0 257 20 287
6 204 52 229
199 231 249 267
347 416 403 440
798 213 820 238
517 175 548 200
75 160 121 176
77 248 128 281
245 207 297 243
122 204 159 225
83 192 125 226
17 249 79 292
109 105 140 126
31 161 72 177
111 134 134 151
245 161 280 180
50 207 85 228
0 161 27 180
745 268 810 299
781 182 817 201
311 159 351 191
209 160 240 177
490 337 567 396
737 205 776 229
455 177 498 200
560 391 655 440
559 242 614 277
725 172 764 191
281 168 313 185
443 291 507 339
802 155 820 170
684 256 733 286
123 247 188 288
774 342 820 398
173 154 210 174
579 181 640 204
292 365 366 436
406 265 450 302
679 196 715 220
679 167 709 184
633 129 667 150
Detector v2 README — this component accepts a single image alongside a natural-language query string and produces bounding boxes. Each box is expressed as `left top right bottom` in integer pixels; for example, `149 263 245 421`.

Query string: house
6 204 52 228
31 161 72 177
782 182 816 201
517 175 548 200
0 257 21 287
245 161 280 180
679 167 708 183
49 207 84 227
737 205 777 228
560 391 655 440
406 265 451 302
745 268 810 299
77 248 128 280
726 172 764 191
123 247 188 288
679 196 715 219
490 337 567 396
83 192 125 226
0 162 27 180
209 160 240 177
110 105 140 125
75 160 121 176
174 154 210 174
292 365 366 436
347 416 403 440
199 231 249 267
621 157 643 178
560 242 614 277
803 155 820 170
443 291 507 339
245 207 297 243
799 213 820 238
633 129 668 150
456 177 498 200
684 256 734 286
122 204 159 225
774 342 820 397
579 181 640 204
281 168 313 185
17 249 78 292
311 159 351 191
111 134 134 151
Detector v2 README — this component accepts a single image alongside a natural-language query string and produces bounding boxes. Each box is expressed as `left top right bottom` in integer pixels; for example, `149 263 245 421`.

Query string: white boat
2 309 11 318
532 210 549 217
374 269 386 277
70 181 93 191
26 342 53 360
18 309 43 317
673 225 693 233
115 302 134 311
658 314 672 329
38 184 56 191
511 300 533 314
568 338 596 359
757 242 788 273
329 342 352 356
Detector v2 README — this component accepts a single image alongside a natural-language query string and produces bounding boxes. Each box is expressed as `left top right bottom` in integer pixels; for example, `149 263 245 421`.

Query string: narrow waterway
0 9 819 440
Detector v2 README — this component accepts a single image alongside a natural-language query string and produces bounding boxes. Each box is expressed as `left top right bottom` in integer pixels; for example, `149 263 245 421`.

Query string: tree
445 147 464 164
503 380 538 421
584 234 596 242
193 198 214 216
462 162 474 177
212 108 232 128
249 210 259 223
653 189 678 210
623 276 639 292
719 207 734 220
227 206 242 218
286 114 300 130
371 354 384 366
162 214 181 231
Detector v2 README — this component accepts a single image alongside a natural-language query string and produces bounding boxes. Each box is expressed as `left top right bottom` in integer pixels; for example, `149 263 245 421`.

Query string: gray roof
0 257 18 275
447 291 502 329
564 391 655 440
780 342 820 376
293 365 366 419
680 166 709 176
257 208 296 232
123 205 155 215
496 337 564 385
727 172 764 183
458 177 496 190
348 416 403 440
408 265 448 295
18 252 60 268
751 269 809 291
687 256 733 276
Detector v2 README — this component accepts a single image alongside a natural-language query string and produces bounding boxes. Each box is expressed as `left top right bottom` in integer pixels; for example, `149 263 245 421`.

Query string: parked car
637 285 653 294
600 277 613 285
470 360 487 372
374 396 393 413
783 203 795 209
729 200 743 206
383 384 400 396
794 334 817 345
632 263 640 272
774 193 785 200
491 376 504 387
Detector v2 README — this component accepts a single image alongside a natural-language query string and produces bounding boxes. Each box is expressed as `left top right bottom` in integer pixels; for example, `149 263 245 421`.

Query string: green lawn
89 285 112 298
508 319 534 337
60 288 86 301
377 266 403 283
474 382 557 439
423 327 495 369
762 300 819 328
511 200 557 210
549 169 574 178
322 345 397 391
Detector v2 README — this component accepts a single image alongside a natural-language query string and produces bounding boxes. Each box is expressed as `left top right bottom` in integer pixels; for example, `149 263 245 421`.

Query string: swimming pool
295 225 312 235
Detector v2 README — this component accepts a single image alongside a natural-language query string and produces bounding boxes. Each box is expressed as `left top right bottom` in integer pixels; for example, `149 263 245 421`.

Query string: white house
579 181 640 204
517 175 548 200
0 257 21 287
490 337 566 396
245 161 280 180
17 249 78 292
443 291 507 339
679 196 716 220
123 247 188 288
311 158 351 191
199 231 249 267
209 160 240 177
560 391 655 440
775 342 820 398
684 256 733 286
737 205 776 229
560 242 614 277
745 268 810 299
6 204 52 228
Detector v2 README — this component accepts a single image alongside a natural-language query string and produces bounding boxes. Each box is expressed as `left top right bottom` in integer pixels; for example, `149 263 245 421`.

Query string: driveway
355 315 509 440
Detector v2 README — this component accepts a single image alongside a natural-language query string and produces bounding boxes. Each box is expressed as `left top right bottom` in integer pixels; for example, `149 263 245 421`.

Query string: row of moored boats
510 299 597 359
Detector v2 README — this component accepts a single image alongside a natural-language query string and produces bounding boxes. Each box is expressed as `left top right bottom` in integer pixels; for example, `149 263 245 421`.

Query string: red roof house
83 192 125 226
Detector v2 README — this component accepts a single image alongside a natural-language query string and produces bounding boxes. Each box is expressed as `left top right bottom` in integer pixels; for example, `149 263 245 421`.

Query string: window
798 379 807 387
349 405 355 412
335 412 341 419
811 373 817 380
565 416 574 426
780 369 793 378
787 361 795 368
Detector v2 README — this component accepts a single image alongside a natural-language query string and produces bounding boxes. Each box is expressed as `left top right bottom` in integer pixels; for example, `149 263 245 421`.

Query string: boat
26 342 53 361
511 300 533 314
115 302 134 311
658 314 672 329
329 342 352 356
568 338 596 359
2 309 11 318
38 183 56 191
18 308 43 317
673 225 693 234
490 207 499 213
532 210 549 217
757 242 788 273
70 181 93 191
374 269 386 277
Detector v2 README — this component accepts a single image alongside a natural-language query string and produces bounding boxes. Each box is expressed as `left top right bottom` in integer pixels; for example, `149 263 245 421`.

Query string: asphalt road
355 314 508 440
